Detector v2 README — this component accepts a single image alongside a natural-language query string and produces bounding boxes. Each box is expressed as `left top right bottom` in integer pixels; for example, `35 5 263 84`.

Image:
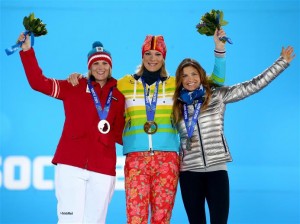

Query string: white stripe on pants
55 164 115 224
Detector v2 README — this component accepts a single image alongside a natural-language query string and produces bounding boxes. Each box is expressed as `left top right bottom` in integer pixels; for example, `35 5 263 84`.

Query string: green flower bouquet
23 12 48 37
196 9 232 44
5 12 48 55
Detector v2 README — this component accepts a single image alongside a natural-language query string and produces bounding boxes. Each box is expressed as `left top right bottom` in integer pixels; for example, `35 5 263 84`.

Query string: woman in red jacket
18 32 125 224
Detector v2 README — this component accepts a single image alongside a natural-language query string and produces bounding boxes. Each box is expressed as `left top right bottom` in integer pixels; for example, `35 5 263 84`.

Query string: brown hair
172 58 213 125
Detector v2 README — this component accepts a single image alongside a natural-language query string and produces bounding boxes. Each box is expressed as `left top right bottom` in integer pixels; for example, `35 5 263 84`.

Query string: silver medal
98 120 110 134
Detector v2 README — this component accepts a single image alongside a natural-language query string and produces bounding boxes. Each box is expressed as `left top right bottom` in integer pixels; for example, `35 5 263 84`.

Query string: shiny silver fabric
177 57 289 171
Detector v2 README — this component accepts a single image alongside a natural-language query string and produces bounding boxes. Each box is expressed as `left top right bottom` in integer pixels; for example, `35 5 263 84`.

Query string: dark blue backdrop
1 0 299 223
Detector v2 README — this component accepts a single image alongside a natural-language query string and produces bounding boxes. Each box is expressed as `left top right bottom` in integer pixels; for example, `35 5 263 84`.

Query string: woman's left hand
67 73 83 86
281 46 296 63
214 28 226 51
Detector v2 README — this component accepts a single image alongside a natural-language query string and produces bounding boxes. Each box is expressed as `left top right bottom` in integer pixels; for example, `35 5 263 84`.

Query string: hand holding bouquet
5 12 47 55
196 9 233 44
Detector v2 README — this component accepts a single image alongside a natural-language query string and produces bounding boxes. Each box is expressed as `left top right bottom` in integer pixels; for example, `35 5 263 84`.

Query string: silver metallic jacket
177 57 289 171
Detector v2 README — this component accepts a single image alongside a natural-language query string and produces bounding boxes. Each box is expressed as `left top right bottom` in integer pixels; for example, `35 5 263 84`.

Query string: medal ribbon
183 101 202 138
87 79 113 121
216 14 233 44
5 30 35 56
141 77 160 121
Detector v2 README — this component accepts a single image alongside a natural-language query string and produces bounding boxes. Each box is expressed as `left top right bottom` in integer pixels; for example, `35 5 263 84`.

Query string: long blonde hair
172 58 213 125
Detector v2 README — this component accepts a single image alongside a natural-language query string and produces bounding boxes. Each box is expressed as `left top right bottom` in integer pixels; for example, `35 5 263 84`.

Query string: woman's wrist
22 46 31 51
214 48 226 57
215 44 225 52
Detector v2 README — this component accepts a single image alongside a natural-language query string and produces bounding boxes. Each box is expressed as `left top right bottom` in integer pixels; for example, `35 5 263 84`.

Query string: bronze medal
143 121 158 134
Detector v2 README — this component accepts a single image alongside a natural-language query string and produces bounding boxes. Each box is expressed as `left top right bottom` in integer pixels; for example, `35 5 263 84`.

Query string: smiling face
90 60 111 86
181 65 201 91
142 50 164 72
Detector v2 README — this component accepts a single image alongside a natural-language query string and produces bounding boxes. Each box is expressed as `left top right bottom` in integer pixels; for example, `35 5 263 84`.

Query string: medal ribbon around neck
141 77 160 134
141 77 160 122
183 101 202 140
87 79 113 134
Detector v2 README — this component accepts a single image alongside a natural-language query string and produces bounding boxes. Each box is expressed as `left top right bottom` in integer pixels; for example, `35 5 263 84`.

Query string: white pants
55 164 115 224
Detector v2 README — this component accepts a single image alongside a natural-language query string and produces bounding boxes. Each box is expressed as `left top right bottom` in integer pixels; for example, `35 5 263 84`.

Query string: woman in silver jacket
172 46 295 224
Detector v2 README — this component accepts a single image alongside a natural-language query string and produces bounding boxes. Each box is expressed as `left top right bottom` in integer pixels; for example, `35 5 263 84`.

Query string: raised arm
220 46 295 103
19 33 55 95
210 28 227 86
18 32 71 99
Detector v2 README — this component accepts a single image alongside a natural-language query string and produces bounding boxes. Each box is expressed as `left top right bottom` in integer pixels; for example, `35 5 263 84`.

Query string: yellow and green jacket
117 54 225 155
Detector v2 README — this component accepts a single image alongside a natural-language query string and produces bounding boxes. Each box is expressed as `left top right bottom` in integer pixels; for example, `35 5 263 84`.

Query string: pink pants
125 151 180 224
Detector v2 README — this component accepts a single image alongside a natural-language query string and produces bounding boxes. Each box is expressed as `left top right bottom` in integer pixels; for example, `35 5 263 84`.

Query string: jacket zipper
147 85 154 156
221 134 228 153
194 104 206 166
149 133 154 155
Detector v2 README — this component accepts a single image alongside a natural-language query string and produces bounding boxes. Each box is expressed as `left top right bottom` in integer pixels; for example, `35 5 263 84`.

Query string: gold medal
143 121 158 134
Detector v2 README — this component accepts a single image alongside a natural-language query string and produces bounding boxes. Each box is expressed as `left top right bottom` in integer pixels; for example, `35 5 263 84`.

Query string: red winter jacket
20 48 125 176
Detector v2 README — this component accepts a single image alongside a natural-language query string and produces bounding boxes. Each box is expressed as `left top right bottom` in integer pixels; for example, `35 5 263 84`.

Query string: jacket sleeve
113 91 126 145
19 48 70 100
219 57 289 104
209 51 226 86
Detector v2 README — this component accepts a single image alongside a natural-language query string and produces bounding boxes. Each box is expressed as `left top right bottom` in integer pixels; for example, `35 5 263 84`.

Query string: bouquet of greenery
23 12 48 37
5 12 48 56
196 9 232 44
